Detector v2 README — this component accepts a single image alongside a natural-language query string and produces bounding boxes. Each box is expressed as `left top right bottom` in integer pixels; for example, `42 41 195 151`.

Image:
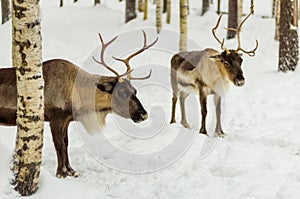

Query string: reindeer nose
141 113 148 121
235 79 245 86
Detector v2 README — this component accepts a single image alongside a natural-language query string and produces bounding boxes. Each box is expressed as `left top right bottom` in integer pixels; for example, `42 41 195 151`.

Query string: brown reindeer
170 9 258 137
0 30 157 178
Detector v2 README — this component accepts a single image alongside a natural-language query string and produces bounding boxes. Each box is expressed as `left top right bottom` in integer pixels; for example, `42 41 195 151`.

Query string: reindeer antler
212 14 229 53
227 5 258 56
93 33 126 79
113 30 158 80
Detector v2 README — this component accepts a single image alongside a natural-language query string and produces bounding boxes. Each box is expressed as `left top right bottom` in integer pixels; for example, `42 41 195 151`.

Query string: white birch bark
12 0 44 196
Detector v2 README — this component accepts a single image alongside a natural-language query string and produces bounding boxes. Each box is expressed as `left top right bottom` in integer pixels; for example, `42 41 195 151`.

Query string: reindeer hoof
199 128 208 135
181 121 190 129
214 131 226 138
67 171 79 178
56 172 67 178
56 168 79 178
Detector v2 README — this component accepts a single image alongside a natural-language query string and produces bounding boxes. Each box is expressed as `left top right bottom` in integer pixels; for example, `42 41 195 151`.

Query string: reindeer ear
96 82 114 93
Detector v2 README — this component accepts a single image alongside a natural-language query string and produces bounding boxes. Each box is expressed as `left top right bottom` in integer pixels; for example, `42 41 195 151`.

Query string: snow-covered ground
1 0 300 198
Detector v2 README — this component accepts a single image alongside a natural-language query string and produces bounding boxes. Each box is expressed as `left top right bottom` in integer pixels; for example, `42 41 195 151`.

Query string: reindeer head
210 7 258 87
93 30 158 123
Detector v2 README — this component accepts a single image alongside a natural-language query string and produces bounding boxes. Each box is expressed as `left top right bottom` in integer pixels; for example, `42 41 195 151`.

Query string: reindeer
170 9 258 137
0 30 157 178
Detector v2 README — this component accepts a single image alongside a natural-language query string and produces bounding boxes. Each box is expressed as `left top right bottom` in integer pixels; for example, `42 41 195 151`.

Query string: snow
1 0 300 198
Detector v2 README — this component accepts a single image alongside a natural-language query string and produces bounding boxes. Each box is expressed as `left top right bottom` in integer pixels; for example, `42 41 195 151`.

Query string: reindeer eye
224 61 230 67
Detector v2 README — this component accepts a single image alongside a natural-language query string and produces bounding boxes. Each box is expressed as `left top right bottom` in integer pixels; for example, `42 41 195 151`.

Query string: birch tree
1 0 10 24
278 0 299 72
227 0 238 39
125 0 137 23
94 0 100 6
138 0 144 12
272 0 276 17
180 0 188 51
163 0 167 13
144 0 148 20
166 0 171 23
217 0 221 14
202 0 209 16
11 0 44 196
238 0 243 26
275 0 280 40
156 0 162 33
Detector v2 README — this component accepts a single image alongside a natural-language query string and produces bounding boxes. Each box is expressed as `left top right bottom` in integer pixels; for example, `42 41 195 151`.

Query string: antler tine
129 69 152 80
212 14 227 51
237 39 258 57
93 33 120 78
113 30 158 79
235 6 258 56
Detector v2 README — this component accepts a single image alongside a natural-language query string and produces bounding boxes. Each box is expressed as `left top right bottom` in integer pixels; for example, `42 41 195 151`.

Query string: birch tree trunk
125 0 137 23
144 0 148 20
163 0 167 13
238 0 243 26
156 0 162 33
166 0 171 23
227 0 238 39
94 0 100 6
272 0 276 17
278 0 299 72
138 0 144 12
180 0 188 51
201 0 209 16
275 0 280 40
11 0 44 196
217 0 221 14
1 0 10 24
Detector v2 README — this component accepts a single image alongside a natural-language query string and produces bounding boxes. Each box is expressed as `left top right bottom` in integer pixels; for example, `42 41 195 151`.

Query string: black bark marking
26 19 40 29
35 144 43 152
18 124 29 132
22 135 39 142
18 67 32 75
13 3 27 19
22 143 29 151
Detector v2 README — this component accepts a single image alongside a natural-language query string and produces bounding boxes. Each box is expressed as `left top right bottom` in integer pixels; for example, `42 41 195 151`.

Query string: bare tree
11 0 44 196
180 0 188 51
60 0 63 7
1 0 10 24
227 0 238 39
156 0 162 33
278 0 299 72
125 0 137 23
275 0 280 40
202 0 209 16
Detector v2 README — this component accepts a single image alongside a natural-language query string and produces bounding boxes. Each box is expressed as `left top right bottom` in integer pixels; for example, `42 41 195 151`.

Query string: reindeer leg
199 88 208 135
179 92 190 128
214 94 226 137
170 93 177 124
62 119 78 177
50 120 67 178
